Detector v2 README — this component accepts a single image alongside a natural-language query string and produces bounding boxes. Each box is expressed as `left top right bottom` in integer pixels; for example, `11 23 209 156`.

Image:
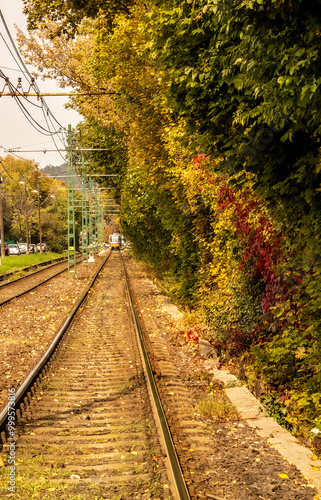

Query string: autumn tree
23 0 136 36
145 0 321 238
19 0 321 440
0 156 73 250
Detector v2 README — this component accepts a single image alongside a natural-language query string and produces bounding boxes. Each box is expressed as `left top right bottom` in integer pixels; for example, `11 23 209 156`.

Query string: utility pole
67 124 76 275
0 175 4 262
81 157 88 262
88 177 95 262
94 187 99 254
50 194 57 241
25 176 29 254
98 192 104 251
19 175 30 254
33 184 42 253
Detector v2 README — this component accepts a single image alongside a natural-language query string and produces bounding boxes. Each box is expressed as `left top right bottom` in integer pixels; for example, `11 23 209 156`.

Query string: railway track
0 255 83 307
0 250 191 499
0 250 317 500
0 256 67 283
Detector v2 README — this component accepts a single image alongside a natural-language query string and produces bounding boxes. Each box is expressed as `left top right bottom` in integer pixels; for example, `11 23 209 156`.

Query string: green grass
0 252 65 275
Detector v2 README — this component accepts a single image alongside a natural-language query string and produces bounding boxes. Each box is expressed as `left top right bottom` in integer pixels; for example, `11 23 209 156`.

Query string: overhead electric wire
0 69 66 140
0 10 65 130
0 11 34 82
0 69 67 152
0 77 68 160
0 143 33 163
0 69 44 112
0 33 36 84
10 89 62 136
0 64 28 73
39 99 67 160
0 157 19 181
0 29 33 87
0 9 69 160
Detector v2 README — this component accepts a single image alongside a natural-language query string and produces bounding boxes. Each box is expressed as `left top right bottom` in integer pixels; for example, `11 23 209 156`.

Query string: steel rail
119 251 191 500
0 255 68 286
0 255 67 283
0 256 84 308
0 252 110 437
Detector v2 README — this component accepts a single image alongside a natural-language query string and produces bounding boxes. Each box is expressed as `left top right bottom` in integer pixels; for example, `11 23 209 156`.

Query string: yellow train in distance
109 233 122 249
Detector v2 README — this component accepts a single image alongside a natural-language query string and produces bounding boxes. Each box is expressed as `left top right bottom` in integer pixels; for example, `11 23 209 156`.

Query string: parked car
29 244 36 253
7 244 21 255
36 243 48 252
0 243 9 256
18 242 27 254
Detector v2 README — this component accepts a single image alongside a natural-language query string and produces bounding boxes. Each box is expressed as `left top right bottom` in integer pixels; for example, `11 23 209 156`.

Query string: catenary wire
0 9 65 129
0 9 69 158
0 69 66 138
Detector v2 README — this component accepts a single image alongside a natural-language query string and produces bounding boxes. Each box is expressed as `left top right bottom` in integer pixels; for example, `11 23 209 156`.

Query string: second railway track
0 255 83 307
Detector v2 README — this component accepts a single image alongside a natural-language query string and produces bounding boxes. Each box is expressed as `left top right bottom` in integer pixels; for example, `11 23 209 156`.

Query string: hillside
41 163 82 190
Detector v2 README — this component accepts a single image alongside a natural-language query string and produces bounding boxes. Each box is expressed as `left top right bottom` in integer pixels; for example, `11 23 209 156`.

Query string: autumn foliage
20 0 321 449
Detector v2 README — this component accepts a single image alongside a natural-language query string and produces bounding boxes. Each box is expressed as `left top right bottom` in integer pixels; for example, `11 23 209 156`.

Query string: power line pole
0 176 4 261
67 124 76 275
98 194 104 252
33 184 42 253
94 187 99 254
19 175 30 254
88 177 95 262
81 156 88 262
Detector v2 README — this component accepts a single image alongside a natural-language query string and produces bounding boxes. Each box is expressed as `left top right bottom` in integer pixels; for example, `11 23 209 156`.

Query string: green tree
23 0 136 36
145 0 321 217
0 156 72 250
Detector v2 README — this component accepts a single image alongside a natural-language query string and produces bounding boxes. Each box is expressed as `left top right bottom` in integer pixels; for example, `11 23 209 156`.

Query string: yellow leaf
279 474 289 479
47 488 56 491
0 457 5 467
312 466 319 471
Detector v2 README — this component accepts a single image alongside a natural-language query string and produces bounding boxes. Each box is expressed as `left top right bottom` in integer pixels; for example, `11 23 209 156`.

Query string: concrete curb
158 290 321 494
207 365 321 493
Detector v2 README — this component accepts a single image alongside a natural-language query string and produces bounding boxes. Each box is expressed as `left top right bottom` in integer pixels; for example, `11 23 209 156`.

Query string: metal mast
88 177 94 262
81 156 88 261
67 124 76 274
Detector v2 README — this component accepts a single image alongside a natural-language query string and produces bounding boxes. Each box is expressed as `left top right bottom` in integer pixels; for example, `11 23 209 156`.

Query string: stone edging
159 295 321 494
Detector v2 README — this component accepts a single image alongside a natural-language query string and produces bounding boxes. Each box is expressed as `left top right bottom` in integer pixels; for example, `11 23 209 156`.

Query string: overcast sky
0 0 81 167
